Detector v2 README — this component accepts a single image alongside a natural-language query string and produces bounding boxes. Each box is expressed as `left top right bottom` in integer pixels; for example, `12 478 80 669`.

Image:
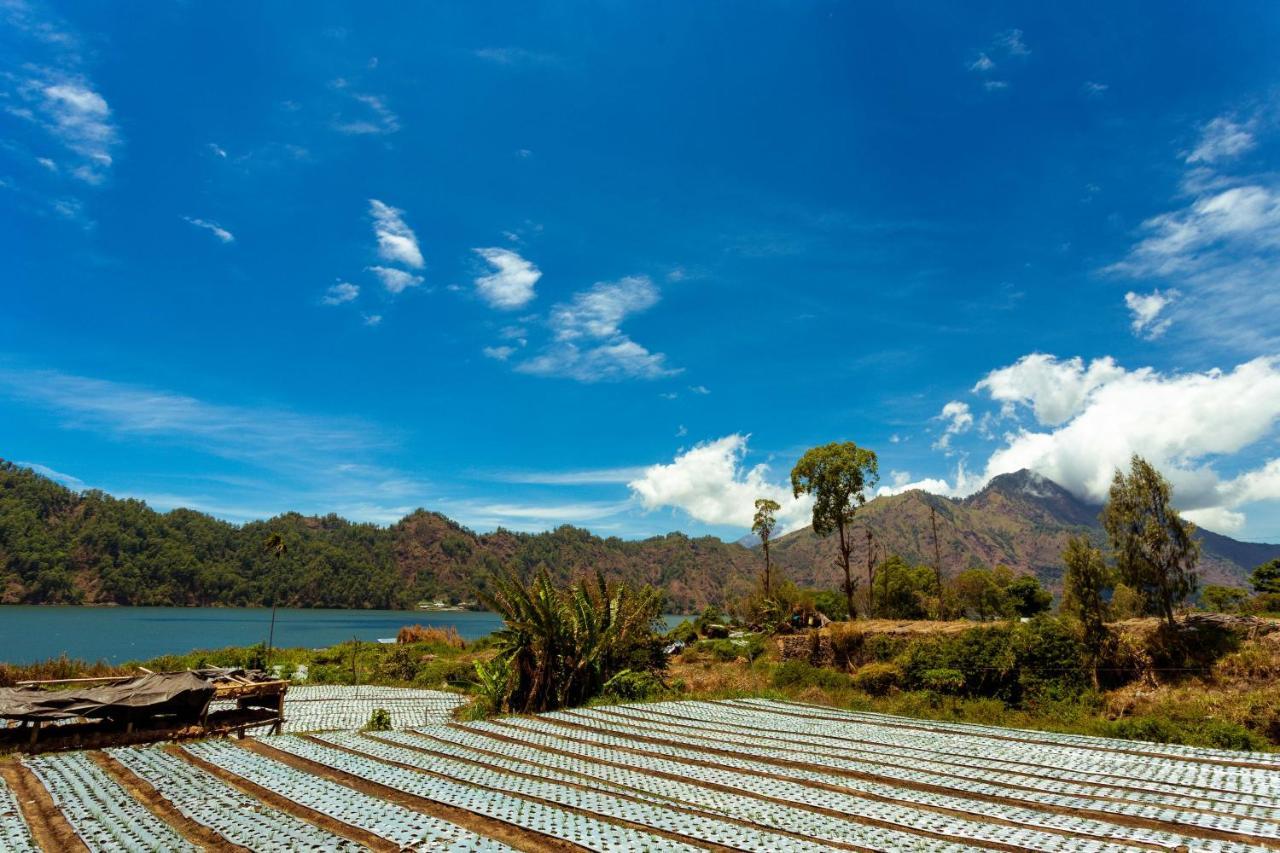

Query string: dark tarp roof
0 672 214 723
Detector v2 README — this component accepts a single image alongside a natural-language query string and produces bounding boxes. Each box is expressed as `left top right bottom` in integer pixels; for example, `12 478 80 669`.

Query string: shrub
772 660 850 691
365 708 392 731
920 668 965 694
666 620 698 645
396 625 465 648
602 670 664 702
851 662 903 696
828 624 864 669
863 634 904 662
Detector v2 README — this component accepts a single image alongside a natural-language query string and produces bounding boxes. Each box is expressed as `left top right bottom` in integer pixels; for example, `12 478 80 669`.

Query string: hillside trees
791 442 879 620
1102 455 1200 627
1060 536 1109 687
1250 558 1280 594
752 498 781 598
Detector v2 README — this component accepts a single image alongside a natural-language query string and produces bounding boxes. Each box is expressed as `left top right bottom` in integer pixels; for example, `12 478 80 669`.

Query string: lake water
0 607 505 665
0 607 692 665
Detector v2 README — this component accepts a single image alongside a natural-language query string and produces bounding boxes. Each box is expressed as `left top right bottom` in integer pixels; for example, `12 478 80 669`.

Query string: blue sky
4 1 1280 542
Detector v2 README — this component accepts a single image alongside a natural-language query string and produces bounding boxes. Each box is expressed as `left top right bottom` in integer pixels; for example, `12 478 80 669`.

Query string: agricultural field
1 698 1279 851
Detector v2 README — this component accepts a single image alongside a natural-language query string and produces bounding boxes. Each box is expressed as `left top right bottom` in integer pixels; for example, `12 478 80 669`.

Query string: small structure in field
0 668 287 754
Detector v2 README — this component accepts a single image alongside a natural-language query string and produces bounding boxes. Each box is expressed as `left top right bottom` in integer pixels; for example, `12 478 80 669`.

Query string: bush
396 625 465 648
828 624 864 669
920 668 965 694
602 670 664 702
772 660 850 691
365 708 392 731
666 620 698 645
851 662 903 696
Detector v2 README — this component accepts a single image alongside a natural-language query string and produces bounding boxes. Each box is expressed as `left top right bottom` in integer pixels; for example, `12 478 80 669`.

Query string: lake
0 607 692 665
0 606 504 665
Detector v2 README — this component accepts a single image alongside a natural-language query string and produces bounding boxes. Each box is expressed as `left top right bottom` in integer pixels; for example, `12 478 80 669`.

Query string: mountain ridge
1 460 1276 611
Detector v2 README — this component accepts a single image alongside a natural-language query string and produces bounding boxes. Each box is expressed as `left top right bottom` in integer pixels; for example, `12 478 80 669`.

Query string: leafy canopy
789 442 879 537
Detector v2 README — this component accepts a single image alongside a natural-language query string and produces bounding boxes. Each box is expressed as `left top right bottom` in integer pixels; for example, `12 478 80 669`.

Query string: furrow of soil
534 712 1271 847
242 736 584 853
0 761 87 853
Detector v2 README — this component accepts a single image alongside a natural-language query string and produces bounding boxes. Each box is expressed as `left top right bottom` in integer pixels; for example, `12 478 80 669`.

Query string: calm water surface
0 606 505 664
0 607 689 665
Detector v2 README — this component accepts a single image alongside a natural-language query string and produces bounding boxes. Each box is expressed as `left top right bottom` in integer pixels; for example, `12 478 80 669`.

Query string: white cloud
1083 81 1108 97
984 80 1009 92
473 248 541 309
689 384 711 395
547 276 659 341
482 345 516 361
335 91 400 135
996 29 1030 56
933 400 974 451
975 353 1126 426
473 47 557 67
969 53 995 72
919 354 1280 534
878 463 981 498
517 339 677 383
675 424 688 437
367 265 423 294
322 282 359 305
487 466 646 485
1125 289 1178 339
9 73 120 184
207 143 227 158
362 313 383 327
15 461 85 490
1186 116 1256 165
629 434 813 532
369 199 423 268
36 156 57 171
183 216 234 243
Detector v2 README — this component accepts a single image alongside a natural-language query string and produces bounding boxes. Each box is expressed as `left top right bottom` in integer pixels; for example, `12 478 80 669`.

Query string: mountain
2 460 1277 612
0 460 760 612
764 469 1280 591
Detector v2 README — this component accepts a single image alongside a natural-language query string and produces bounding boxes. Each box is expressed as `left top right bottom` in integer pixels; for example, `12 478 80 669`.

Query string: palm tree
262 533 287 671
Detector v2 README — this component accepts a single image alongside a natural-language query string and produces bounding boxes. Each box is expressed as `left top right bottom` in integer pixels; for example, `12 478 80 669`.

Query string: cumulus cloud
933 401 974 451
183 216 234 243
369 199 423 268
974 354 1125 426
628 434 813 532
1186 116 1256 165
916 354 1280 534
515 276 678 382
1125 289 1178 339
367 265 423 294
473 248 540 309
322 282 359 305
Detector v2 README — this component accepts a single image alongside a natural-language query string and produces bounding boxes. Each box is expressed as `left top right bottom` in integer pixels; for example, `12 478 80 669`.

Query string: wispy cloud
1125 289 1178 339
484 466 647 485
322 282 359 305
514 276 679 383
1186 116 1256 165
473 247 541 309
333 88 401 136
183 216 234 243
14 460 84 490
473 47 558 67
967 28 1029 90
7 72 120 185
0 366 388 470
1082 81 1109 98
482 345 516 361
369 199 423 268
367 265 423 294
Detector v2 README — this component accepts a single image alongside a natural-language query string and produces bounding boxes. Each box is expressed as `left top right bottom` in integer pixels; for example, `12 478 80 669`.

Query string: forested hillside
0 461 759 610
3 461 1276 611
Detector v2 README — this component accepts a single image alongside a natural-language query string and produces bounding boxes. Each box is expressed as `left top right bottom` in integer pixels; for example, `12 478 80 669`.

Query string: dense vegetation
0 460 759 611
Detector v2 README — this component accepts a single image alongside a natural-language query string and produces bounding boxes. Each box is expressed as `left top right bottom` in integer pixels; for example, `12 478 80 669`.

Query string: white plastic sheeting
0 774 37 852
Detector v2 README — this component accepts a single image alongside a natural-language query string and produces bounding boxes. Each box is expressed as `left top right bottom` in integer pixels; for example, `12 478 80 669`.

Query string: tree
262 532 287 670
950 567 1011 621
870 555 935 619
1201 585 1249 613
752 498 782 598
1101 455 1201 627
791 442 879 620
1060 536 1109 688
1006 574 1053 618
1249 558 1280 595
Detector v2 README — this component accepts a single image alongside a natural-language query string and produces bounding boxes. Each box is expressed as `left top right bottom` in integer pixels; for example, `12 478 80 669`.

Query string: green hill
2 461 1276 611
